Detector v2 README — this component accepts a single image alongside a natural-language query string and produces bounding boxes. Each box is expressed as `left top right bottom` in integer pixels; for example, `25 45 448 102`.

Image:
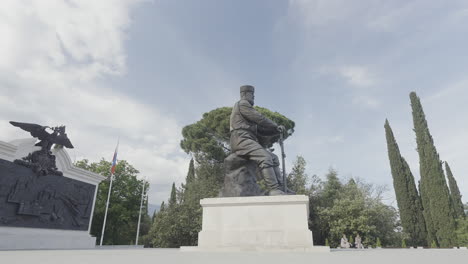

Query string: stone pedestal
0 138 105 250
181 195 329 252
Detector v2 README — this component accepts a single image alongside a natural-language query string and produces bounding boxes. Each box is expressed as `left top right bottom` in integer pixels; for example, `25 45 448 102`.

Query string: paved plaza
1 248 467 264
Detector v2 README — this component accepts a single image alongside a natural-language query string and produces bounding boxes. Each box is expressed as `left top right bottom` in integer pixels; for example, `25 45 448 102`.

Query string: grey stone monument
0 122 105 249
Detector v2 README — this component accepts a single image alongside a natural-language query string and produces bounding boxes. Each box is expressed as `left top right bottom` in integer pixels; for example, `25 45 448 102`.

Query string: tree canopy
287 156 309 195
75 159 151 245
308 169 400 248
180 106 295 162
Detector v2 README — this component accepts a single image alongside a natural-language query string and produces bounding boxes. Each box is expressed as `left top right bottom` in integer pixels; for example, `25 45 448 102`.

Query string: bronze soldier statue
230 85 293 195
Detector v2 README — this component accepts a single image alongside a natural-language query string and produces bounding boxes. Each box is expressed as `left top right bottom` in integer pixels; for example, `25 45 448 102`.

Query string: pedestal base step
0 227 96 250
180 245 330 252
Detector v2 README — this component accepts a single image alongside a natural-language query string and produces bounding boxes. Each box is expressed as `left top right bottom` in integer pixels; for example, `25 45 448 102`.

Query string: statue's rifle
278 131 287 193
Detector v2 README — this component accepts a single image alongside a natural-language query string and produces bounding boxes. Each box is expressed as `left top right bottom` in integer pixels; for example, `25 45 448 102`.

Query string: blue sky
1 0 467 207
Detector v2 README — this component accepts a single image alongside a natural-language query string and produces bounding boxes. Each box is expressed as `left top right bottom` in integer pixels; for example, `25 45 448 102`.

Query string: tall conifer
385 119 427 246
179 159 196 203
445 162 465 218
169 182 177 208
410 92 457 247
186 159 196 185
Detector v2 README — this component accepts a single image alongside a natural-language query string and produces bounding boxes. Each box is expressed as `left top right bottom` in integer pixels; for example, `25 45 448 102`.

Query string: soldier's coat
230 99 277 156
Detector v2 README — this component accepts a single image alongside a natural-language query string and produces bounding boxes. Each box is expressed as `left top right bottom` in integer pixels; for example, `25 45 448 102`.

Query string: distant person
340 234 350 248
355 234 363 249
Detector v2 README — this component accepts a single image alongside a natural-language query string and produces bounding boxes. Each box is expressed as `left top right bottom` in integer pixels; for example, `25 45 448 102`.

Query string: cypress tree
410 91 457 247
186 159 196 185
169 182 177 208
418 179 436 244
376 238 382 248
144 194 149 215
384 119 427 246
152 209 157 223
445 162 465 218
179 159 196 203
287 156 308 194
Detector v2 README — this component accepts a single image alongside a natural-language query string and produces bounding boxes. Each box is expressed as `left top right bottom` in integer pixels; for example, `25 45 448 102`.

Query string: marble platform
182 195 329 252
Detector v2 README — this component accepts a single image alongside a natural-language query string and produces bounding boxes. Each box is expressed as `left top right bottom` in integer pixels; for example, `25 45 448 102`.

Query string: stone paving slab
0 248 467 264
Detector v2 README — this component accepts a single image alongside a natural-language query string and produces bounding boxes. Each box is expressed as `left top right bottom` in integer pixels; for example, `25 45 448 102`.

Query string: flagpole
135 176 147 245
100 171 114 246
100 139 119 246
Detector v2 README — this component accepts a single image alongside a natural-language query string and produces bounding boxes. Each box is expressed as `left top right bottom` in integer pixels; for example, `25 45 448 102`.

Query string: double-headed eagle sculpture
9 121 74 176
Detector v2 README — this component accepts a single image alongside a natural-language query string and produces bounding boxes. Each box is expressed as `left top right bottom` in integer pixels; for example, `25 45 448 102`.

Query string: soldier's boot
273 166 296 195
261 167 285 196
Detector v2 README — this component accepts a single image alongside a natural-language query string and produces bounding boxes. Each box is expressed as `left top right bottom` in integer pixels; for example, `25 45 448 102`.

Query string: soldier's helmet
240 85 255 93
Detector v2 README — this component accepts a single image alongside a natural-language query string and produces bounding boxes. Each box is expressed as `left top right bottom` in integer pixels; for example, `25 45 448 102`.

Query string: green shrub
376 238 382 248
455 218 468 247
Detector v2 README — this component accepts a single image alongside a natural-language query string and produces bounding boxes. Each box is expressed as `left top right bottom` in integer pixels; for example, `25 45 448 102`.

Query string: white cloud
338 66 375 87
318 65 376 88
289 0 452 33
424 79 468 103
366 2 418 32
317 65 380 108
0 0 189 206
0 0 135 77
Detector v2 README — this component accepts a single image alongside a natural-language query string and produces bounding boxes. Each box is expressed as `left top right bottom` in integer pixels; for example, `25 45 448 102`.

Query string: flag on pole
110 140 119 174
100 138 119 246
